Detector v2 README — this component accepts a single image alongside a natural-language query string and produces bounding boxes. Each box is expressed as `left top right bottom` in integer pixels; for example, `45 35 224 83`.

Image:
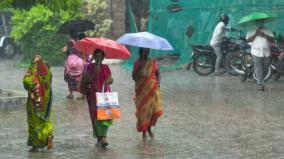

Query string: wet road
0 58 284 159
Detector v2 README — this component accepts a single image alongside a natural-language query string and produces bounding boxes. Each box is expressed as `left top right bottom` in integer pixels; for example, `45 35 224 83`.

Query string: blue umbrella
117 32 174 50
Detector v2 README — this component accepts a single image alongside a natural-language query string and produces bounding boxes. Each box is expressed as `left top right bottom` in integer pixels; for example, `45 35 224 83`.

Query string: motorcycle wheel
240 74 248 82
272 72 281 81
252 66 272 82
226 54 242 76
192 53 215 76
239 67 249 82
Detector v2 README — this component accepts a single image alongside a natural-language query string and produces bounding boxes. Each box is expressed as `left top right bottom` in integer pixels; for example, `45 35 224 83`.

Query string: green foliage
129 0 149 31
130 0 149 17
0 0 12 9
11 4 81 65
11 5 53 40
34 0 81 12
10 0 112 66
12 0 81 12
83 0 112 37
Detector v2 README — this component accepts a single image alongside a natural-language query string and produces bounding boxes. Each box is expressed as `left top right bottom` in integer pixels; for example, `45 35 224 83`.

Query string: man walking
246 19 274 91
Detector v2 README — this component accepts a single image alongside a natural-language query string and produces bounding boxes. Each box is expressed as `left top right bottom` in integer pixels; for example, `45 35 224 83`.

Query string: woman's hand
32 83 40 93
25 70 32 77
105 76 113 85
62 46 68 53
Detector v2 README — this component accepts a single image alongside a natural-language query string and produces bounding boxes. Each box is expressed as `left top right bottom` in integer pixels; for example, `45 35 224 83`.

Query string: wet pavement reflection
0 59 284 159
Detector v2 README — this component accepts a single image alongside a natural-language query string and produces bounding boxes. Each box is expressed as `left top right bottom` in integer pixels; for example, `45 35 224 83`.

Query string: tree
0 0 12 9
82 0 112 37
130 0 149 30
10 0 112 65
12 0 81 11
11 4 81 65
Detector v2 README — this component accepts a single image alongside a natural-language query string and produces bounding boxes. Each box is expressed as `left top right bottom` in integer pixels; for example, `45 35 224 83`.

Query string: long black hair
139 48 150 58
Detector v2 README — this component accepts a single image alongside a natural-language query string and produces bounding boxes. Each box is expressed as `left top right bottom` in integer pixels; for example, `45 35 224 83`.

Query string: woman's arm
155 70 161 86
80 74 90 95
154 60 161 86
132 70 139 81
132 60 141 81
23 69 34 90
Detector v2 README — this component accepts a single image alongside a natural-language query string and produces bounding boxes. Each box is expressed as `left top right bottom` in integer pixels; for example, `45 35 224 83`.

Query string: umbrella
73 38 131 59
57 19 95 34
238 12 278 26
117 32 174 50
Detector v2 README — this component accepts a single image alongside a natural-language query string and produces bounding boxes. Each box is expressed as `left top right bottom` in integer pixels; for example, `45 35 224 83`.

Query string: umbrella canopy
73 38 131 59
238 12 278 26
57 19 95 34
117 32 174 50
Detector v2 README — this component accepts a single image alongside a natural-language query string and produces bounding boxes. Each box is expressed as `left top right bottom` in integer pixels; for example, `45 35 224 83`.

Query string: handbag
96 84 120 120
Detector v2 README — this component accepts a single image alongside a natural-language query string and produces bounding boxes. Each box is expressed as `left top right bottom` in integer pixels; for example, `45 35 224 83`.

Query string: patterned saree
133 59 163 132
23 60 53 148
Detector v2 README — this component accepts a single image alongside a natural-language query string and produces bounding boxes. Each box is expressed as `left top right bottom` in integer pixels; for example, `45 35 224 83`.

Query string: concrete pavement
0 58 284 159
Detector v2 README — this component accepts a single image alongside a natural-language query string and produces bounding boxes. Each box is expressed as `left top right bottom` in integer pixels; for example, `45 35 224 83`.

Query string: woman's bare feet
66 94 73 99
95 138 102 147
77 95 85 100
47 135 53 150
148 128 154 138
142 132 147 139
101 137 108 147
29 147 38 152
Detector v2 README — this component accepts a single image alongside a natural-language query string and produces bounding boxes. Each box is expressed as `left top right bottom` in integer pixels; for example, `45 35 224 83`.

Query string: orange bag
96 106 120 120
96 91 120 120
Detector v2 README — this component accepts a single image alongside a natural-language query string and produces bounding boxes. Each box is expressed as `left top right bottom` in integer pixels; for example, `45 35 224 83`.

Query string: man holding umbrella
241 12 276 91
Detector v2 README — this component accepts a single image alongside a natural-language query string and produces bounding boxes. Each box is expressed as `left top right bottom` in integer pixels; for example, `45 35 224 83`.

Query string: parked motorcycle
188 30 245 76
270 34 284 81
233 43 272 82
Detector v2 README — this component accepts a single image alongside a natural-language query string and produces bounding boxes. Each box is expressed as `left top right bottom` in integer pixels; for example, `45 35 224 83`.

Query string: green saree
23 60 53 148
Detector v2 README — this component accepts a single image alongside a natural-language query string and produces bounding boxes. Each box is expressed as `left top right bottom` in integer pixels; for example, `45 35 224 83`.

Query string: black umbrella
57 19 95 34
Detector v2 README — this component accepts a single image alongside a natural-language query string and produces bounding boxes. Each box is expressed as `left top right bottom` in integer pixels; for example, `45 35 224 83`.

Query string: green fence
124 0 284 71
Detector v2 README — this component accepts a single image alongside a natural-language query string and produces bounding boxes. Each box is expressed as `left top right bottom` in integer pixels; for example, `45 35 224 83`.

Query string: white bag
96 89 120 120
96 92 119 108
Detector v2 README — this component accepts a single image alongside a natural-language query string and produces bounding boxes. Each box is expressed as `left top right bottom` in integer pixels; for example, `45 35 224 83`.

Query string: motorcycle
270 34 284 81
188 30 246 76
233 42 272 82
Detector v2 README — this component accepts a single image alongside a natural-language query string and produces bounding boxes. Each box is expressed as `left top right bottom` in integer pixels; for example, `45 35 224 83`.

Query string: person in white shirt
210 14 237 75
246 19 274 91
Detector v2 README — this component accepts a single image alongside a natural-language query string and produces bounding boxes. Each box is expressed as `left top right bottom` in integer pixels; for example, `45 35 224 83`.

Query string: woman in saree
132 48 163 139
63 31 86 100
23 54 53 151
80 49 113 147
